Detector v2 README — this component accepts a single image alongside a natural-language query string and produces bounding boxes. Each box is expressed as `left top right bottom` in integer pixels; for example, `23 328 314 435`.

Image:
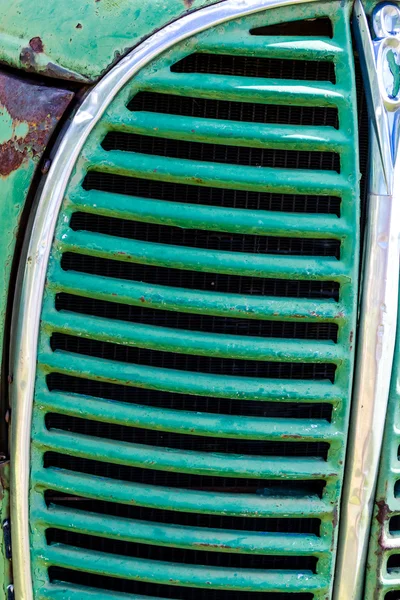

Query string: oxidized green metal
0 0 222 82
23 1 360 598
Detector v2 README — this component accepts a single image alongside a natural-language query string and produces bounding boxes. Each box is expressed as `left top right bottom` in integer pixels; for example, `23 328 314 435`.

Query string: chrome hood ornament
334 2 400 599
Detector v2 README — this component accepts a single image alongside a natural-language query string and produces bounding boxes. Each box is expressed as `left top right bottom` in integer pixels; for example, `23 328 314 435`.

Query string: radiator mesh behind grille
27 3 360 600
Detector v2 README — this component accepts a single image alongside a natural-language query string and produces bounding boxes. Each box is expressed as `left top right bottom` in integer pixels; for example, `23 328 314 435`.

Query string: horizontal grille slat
44 577 315 600
55 293 339 341
70 212 341 258
45 414 330 459
43 454 327 495
128 91 339 127
101 131 341 172
47 374 334 420
61 253 341 300
83 172 341 215
45 491 321 534
46 529 319 571
50 333 337 381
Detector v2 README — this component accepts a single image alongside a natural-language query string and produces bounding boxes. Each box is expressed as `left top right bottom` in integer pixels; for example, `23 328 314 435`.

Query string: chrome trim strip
9 1 320 598
333 2 400 598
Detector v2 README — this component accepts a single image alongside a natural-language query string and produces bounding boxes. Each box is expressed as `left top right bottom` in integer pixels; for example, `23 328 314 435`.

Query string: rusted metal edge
0 70 74 177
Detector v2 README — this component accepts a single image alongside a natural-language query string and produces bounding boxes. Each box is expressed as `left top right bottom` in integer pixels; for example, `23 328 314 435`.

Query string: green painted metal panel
0 71 73 449
27 2 360 598
0 0 222 82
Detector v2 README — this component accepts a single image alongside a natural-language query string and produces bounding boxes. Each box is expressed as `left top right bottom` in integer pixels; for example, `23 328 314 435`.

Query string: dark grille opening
83 172 341 215
47 374 334 421
70 212 341 258
101 131 341 173
61 253 341 301
250 17 333 38
389 515 400 534
171 53 336 83
50 333 337 382
46 529 318 572
56 293 339 342
394 480 400 499
128 91 339 128
355 54 370 242
44 454 327 497
385 593 400 600
44 491 321 535
49 568 314 599
386 554 400 572
45 414 330 460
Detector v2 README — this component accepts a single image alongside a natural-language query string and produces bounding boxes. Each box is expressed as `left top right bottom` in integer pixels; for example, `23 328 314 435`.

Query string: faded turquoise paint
0 0 221 82
27 1 360 598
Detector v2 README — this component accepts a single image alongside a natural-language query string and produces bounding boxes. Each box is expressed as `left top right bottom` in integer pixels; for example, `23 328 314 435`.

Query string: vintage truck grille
28 2 360 599
365 319 400 599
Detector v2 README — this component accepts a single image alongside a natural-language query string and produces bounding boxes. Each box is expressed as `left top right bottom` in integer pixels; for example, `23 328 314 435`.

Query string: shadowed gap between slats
250 17 333 37
44 491 321 535
46 529 318 572
61 253 340 301
48 568 314 599
171 53 336 84
389 515 400 535
127 91 339 128
101 131 341 173
50 333 337 382
55 293 339 342
83 172 341 215
43 454 327 497
69 212 341 258
46 374 334 421
45 413 330 460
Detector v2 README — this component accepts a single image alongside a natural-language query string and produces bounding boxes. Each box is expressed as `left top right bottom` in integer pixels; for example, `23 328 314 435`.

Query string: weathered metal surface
9 1 360 598
0 70 73 430
0 72 73 176
0 0 222 82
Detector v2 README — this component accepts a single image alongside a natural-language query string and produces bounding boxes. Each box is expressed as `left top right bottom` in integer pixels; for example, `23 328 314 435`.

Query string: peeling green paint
0 0 222 82
0 71 73 418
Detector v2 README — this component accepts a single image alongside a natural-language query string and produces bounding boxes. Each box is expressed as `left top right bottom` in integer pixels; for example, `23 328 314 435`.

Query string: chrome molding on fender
8 1 322 598
334 2 400 598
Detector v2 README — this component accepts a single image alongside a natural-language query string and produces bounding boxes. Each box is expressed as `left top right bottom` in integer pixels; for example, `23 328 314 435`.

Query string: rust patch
29 36 44 53
376 500 390 527
184 0 195 7
332 505 339 529
20 42 85 81
76 23 82 29
0 70 74 177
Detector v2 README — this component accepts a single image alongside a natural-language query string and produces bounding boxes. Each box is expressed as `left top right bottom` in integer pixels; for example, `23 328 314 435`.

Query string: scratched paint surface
0 71 73 411
0 0 221 82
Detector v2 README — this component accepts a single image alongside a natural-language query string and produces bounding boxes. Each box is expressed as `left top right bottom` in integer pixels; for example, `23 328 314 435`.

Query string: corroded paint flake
0 71 73 176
